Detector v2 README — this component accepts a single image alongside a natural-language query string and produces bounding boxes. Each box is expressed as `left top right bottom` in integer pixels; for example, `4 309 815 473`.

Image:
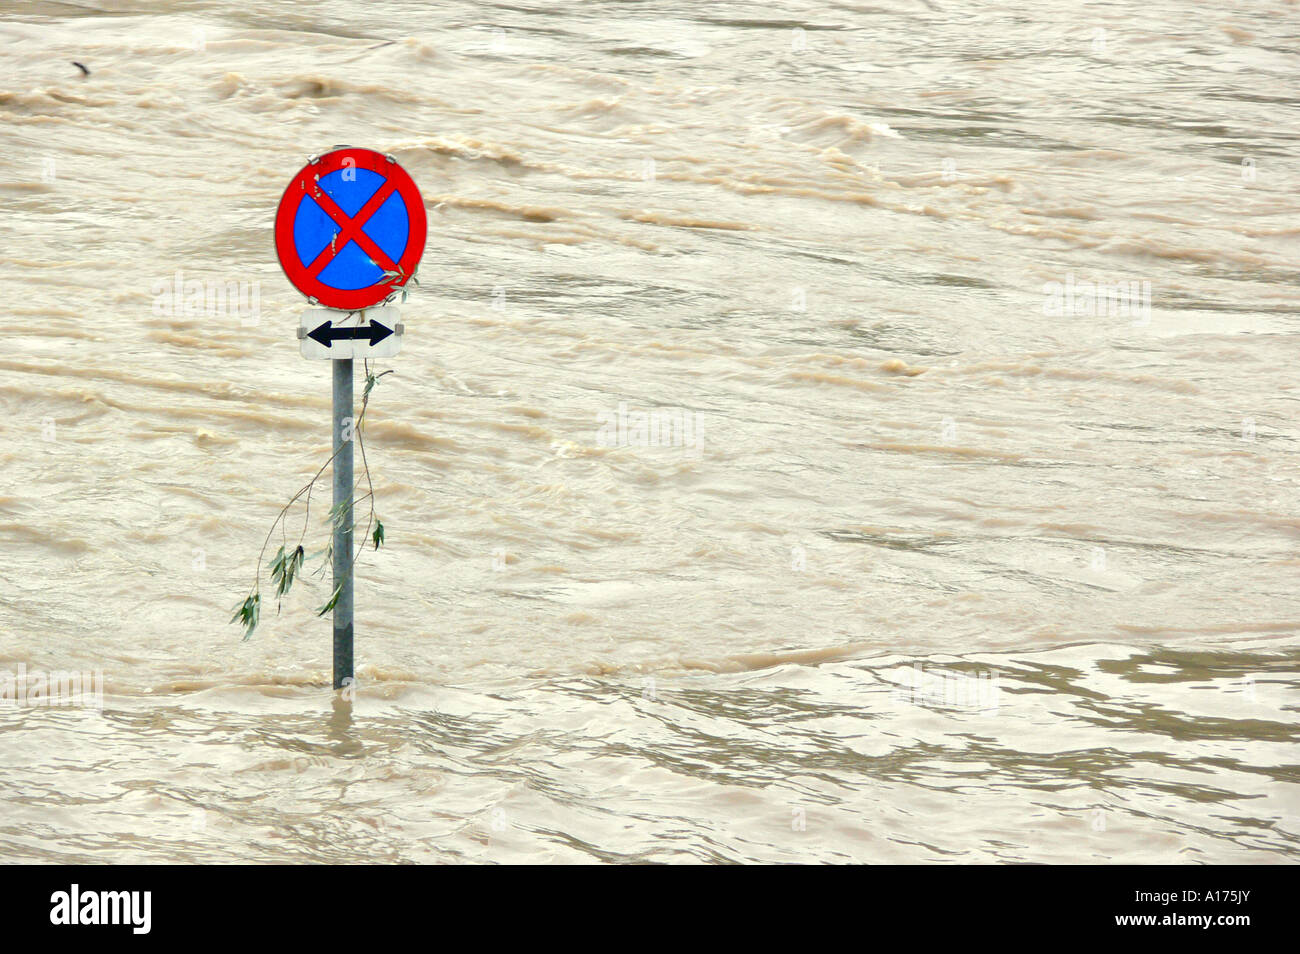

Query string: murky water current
1 1 1297 863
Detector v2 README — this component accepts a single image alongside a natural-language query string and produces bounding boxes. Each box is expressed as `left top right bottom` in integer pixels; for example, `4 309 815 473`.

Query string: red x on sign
306 179 399 277
274 148 427 311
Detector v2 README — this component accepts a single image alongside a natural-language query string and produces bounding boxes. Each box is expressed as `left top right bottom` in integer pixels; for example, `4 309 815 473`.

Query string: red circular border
274 148 427 310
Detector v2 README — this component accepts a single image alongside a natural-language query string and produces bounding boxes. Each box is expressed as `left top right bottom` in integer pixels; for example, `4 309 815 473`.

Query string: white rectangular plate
300 307 403 360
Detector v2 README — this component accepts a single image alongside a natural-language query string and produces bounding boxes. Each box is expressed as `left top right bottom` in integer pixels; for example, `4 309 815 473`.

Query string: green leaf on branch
373 520 385 550
317 582 344 617
271 544 305 602
231 592 261 641
363 368 393 401
328 500 352 530
312 541 332 579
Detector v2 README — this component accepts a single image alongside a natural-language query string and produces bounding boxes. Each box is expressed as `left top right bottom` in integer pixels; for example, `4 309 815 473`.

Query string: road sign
299 307 403 360
274 147 426 311
270 147 425 691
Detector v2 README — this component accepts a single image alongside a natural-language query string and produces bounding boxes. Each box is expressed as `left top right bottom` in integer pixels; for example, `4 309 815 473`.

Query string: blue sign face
293 167 411 290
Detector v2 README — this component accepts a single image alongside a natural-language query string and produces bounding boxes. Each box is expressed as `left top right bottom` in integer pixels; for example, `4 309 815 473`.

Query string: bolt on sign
275 146 427 358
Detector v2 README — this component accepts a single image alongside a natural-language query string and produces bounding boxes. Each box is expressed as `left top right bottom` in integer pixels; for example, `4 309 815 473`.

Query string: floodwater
1 0 1297 863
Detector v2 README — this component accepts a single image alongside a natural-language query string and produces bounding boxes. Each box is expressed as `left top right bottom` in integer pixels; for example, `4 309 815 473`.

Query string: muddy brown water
0 1 1296 862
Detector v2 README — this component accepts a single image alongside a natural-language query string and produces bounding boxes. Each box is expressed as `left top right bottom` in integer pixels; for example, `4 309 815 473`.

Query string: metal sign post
332 357 355 689
273 147 426 690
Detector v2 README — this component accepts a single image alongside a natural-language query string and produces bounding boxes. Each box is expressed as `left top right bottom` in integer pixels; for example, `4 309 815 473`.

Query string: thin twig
247 357 387 595
357 359 378 557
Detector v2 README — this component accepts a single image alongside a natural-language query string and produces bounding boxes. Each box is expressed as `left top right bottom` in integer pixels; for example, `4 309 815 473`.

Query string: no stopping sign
274 147 426 310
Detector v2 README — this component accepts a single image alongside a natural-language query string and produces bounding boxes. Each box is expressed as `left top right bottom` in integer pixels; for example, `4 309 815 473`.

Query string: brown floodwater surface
0 0 1297 863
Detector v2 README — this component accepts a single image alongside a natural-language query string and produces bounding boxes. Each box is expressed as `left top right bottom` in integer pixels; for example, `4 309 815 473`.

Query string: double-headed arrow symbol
308 318 394 348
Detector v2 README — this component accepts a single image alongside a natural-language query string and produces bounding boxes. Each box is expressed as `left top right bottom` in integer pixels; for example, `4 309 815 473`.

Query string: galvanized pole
331 356 355 690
